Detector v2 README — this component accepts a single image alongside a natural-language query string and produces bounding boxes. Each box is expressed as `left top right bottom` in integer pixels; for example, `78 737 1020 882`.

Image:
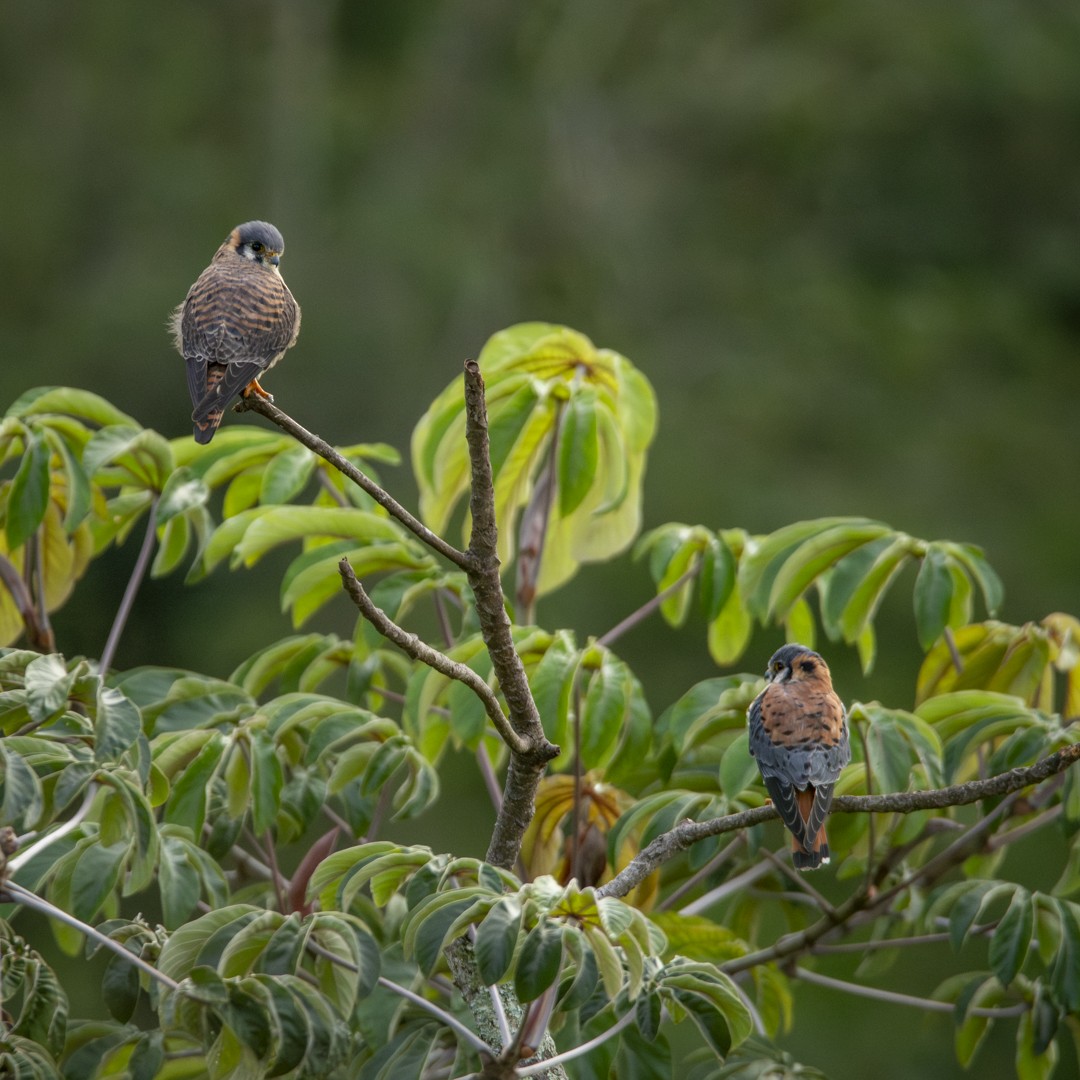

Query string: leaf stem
100 497 159 672
792 965 1026 1018
596 558 702 648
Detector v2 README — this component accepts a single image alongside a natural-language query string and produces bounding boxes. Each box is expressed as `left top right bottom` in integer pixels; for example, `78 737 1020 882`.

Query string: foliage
1 349 1079 1079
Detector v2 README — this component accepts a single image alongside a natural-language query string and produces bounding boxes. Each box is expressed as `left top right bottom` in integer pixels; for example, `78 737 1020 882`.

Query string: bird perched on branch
170 220 301 443
748 644 851 870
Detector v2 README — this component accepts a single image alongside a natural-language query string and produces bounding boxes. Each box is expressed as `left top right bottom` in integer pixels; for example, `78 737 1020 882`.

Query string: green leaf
557 388 600 516
1049 898 1080 1011
475 897 523 985
43 427 92 533
84 425 173 491
94 685 141 762
6 432 52 549
837 537 913 642
260 445 316 505
234 506 404 566
529 629 578 749
950 542 1005 616
101 950 141 1023
70 840 127 922
163 731 227 836
707 582 753 666
156 466 209 525
250 731 284 835
699 534 737 623
914 544 953 650
514 921 564 1002
580 652 631 770
159 833 202 928
0 740 44 831
718 734 758 799
989 887 1033 987
7 386 137 427
24 653 77 725
767 522 890 621
410 894 480 974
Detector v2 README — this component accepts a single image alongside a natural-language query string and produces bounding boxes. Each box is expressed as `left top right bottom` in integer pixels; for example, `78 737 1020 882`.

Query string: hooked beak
268 252 281 267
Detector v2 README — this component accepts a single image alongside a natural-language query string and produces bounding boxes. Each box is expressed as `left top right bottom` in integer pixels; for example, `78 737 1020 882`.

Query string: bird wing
179 259 300 413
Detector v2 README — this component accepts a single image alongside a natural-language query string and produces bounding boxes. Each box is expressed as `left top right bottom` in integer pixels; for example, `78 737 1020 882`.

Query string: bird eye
771 661 783 673
251 242 263 253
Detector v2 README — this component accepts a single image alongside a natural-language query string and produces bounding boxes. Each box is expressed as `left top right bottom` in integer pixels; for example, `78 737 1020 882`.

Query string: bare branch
0 550 53 652
4 880 182 992
100 497 158 672
597 557 703 649
236 395 472 570
461 360 560 870
792 966 1026 1018
598 742 1080 901
338 558 528 754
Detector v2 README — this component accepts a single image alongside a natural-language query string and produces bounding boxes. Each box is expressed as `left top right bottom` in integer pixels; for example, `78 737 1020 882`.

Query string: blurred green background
4 2 1079 1076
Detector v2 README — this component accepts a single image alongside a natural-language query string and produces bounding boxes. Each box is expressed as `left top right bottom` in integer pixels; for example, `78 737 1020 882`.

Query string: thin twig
762 848 836 916
571 681 583 883
986 804 1062 850
433 589 455 648
944 626 964 673
516 1006 637 1076
811 931 958 955
100 498 159 672
680 860 775 916
658 834 746 912
30 531 54 650
4 880 182 991
338 558 528 754
475 742 504 813
236 395 472 570
8 786 98 873
792 966 1026 1018
0 552 52 651
596 559 703 649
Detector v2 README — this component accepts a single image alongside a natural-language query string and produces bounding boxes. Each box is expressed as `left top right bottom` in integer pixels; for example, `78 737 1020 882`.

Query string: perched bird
748 644 851 870
170 220 301 443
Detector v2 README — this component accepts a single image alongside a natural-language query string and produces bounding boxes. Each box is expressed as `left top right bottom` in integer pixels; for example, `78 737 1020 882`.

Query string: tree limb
597 741 1080 900
338 557 529 754
235 394 472 570
461 360 560 870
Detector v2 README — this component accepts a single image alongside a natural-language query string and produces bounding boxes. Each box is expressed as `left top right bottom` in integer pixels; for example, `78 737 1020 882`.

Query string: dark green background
4 3 1079 1076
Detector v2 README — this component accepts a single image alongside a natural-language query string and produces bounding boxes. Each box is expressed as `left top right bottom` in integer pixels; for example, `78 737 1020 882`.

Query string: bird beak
268 253 281 267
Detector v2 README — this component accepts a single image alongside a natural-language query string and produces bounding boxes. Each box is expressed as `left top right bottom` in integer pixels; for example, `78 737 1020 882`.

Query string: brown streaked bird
748 644 851 870
170 220 301 443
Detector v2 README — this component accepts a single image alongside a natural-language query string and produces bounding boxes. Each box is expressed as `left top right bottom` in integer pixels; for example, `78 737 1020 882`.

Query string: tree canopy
1 323 1078 1078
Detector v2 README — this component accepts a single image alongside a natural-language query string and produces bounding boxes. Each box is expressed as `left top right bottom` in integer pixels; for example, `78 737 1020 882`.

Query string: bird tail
792 788 830 870
192 366 227 444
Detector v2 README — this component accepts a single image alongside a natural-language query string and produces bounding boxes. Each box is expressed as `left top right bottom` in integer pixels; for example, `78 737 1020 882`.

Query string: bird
747 643 851 870
170 220 301 443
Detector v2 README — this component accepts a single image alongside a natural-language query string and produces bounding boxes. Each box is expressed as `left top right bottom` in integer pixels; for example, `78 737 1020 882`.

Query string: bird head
228 220 286 269
764 643 831 686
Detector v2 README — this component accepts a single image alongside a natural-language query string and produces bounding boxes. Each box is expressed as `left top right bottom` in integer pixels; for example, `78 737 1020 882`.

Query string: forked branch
241 366 558 872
